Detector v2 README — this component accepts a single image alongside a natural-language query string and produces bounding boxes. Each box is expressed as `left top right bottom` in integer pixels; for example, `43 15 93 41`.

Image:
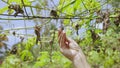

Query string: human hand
58 29 82 61
58 29 90 68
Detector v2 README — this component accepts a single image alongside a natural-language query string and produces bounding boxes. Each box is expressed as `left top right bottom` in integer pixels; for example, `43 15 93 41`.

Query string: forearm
72 53 90 68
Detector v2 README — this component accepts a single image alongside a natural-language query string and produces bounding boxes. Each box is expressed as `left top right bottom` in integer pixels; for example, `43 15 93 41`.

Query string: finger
65 34 70 45
58 31 63 44
64 33 70 48
59 31 64 46
58 28 63 37
60 31 66 48
58 29 63 44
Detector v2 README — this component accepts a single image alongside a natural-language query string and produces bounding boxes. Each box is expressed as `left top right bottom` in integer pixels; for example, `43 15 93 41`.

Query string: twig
0 19 51 33
24 5 46 9
75 0 112 17
51 0 57 8
0 18 29 20
21 0 29 18
2 0 10 4
81 0 88 11
60 0 76 11
30 6 34 16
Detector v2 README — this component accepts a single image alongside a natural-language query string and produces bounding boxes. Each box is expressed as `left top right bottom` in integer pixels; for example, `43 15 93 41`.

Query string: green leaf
58 0 76 13
63 19 70 25
104 57 114 68
0 6 8 14
8 0 21 4
24 0 31 5
25 38 34 50
20 50 33 61
35 52 50 67
86 0 101 11
74 0 81 11
8 0 31 5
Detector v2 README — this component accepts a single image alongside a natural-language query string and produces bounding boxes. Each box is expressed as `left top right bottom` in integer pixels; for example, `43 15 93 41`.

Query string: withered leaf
34 26 41 44
50 10 58 17
8 4 24 17
10 46 17 54
90 30 100 43
12 31 16 36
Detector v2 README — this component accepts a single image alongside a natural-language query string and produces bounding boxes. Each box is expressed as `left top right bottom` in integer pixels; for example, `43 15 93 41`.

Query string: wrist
72 53 90 68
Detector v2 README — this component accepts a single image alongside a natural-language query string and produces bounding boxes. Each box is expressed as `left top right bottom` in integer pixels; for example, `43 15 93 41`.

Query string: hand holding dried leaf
58 29 90 68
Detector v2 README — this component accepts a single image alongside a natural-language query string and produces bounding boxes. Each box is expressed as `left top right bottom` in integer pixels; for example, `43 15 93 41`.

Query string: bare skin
58 29 90 68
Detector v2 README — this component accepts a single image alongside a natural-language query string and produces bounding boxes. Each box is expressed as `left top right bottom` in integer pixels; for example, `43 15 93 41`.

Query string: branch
0 13 118 21
0 18 28 20
0 13 89 19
